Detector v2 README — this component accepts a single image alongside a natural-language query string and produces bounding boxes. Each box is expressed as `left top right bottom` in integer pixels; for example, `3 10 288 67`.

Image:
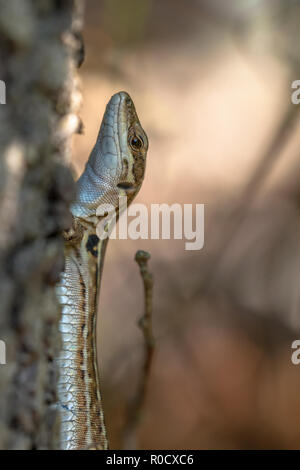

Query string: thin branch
123 250 155 449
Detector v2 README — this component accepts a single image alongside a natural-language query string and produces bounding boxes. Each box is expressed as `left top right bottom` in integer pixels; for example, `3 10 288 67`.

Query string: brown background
72 0 300 449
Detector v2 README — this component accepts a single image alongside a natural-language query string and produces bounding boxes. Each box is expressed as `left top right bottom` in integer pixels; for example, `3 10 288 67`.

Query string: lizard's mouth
117 182 135 193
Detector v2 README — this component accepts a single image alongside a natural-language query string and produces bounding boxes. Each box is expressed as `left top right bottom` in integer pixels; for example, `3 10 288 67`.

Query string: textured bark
0 0 84 450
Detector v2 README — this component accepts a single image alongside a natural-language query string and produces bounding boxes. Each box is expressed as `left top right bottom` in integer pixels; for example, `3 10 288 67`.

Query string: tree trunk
0 0 84 450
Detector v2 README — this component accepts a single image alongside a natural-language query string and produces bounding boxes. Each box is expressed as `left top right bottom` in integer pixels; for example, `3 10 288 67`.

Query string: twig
123 250 155 449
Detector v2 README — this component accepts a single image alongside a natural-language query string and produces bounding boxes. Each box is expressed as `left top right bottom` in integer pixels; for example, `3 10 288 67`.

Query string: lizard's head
92 91 148 198
112 91 148 197
72 91 148 220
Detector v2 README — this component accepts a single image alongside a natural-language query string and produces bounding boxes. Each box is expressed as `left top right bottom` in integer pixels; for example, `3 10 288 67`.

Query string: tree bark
0 0 84 450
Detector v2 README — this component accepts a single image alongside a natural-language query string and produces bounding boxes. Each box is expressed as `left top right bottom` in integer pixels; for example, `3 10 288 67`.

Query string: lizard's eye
129 135 143 151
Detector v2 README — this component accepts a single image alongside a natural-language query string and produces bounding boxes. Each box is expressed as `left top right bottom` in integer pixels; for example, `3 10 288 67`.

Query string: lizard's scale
56 92 148 450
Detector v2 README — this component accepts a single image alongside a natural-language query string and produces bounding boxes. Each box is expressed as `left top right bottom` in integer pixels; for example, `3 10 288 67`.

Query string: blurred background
73 0 300 449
